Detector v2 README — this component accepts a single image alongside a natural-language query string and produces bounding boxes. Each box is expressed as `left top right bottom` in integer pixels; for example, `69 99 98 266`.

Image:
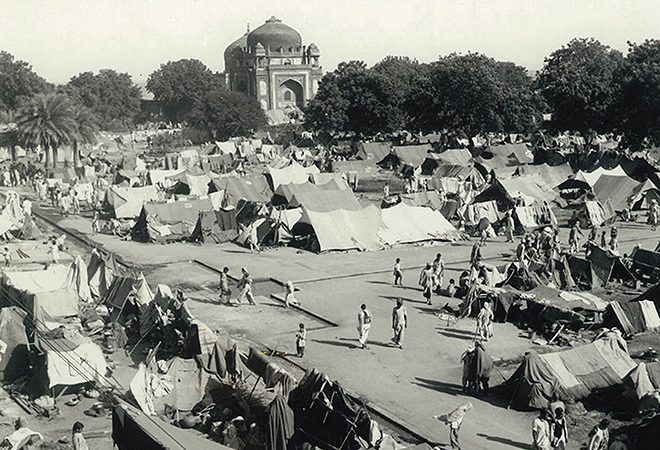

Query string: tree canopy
614 39 660 150
538 38 623 137
0 51 49 112
304 60 407 137
188 90 267 141
146 59 224 123
65 69 142 131
407 53 542 136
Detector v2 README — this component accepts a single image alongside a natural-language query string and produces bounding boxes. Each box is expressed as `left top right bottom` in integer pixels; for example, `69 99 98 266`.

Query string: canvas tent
473 176 558 208
266 161 320 190
592 175 649 211
475 143 533 170
380 145 432 170
132 198 214 243
293 205 384 252
106 186 162 219
506 334 636 409
212 175 273 206
273 180 345 207
606 301 660 335
189 208 238 245
355 141 391 163
289 189 362 212
513 203 558 231
463 201 500 226
513 163 574 189
379 203 458 245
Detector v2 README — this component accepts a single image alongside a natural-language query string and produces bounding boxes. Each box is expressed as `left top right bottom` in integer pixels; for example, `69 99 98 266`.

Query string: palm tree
71 105 98 168
0 109 18 162
15 93 76 169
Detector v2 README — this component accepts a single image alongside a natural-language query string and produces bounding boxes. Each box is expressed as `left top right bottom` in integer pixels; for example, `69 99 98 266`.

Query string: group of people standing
357 298 408 350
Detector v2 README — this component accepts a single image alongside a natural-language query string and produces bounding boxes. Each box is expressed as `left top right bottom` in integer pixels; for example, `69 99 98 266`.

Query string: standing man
391 298 408 349
419 263 434 305
505 211 515 243
357 304 372 349
587 419 610 450
470 241 482 269
568 221 583 254
219 267 231 304
237 267 256 306
432 253 445 294
532 409 552 450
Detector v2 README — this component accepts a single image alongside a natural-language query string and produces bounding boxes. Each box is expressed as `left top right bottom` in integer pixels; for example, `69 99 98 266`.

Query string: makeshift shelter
355 142 391 163
132 198 214 243
506 334 636 409
212 175 273 206
586 245 636 286
513 203 558 231
41 338 108 390
148 169 185 188
289 189 362 212
462 201 500 226
106 186 162 219
513 163 574 189
379 144 431 170
103 273 153 323
189 208 238 244
592 175 649 211
292 205 383 253
606 301 660 336
289 368 371 450
272 180 345 207
87 250 118 299
631 247 660 283
0 307 29 382
581 200 616 227
475 143 532 170
473 176 558 209
112 401 229 450
379 203 458 245
172 173 212 197
266 161 319 190
428 164 485 186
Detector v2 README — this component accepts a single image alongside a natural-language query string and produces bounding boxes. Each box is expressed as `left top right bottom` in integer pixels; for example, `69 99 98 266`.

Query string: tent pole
248 376 261 401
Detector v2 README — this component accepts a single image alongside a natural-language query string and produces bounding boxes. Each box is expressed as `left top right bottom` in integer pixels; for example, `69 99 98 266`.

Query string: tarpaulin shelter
586 245 636 286
631 247 660 283
398 191 459 219
592 175 649 211
103 273 153 322
462 201 500 226
355 141 392 163
506 334 636 409
148 169 185 188
112 401 230 450
428 164 485 186
605 301 660 335
513 203 558 231
581 200 616 227
87 250 118 299
379 203 459 245
474 143 533 171
42 338 108 390
172 173 212 197
512 163 574 189
189 208 238 244
0 307 29 382
473 176 558 209
131 198 214 243
212 175 273 206
293 205 384 252
266 161 320 190
568 255 604 291
289 368 371 450
308 172 349 189
106 186 162 219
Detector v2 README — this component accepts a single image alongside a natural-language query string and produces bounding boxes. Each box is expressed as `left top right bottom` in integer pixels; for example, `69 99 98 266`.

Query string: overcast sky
1 0 659 85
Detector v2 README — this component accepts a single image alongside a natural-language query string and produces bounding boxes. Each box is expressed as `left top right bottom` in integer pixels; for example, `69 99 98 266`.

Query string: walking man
219 266 231 304
357 304 372 349
419 263 434 305
237 267 256 305
568 222 583 254
432 253 445 294
434 402 473 450
391 298 408 349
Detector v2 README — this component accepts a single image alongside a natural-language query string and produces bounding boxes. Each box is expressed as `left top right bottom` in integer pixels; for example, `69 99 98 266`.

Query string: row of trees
0 52 267 168
305 38 660 150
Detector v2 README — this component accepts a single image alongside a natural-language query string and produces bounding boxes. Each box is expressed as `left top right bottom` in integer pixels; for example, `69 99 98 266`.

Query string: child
2 246 10 267
284 280 299 308
393 258 403 285
72 421 89 450
446 279 456 297
295 323 306 357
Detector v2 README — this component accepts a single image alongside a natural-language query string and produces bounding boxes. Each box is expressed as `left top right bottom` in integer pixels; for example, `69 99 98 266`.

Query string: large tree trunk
45 145 53 169
10 144 16 162
52 146 58 169
73 140 80 168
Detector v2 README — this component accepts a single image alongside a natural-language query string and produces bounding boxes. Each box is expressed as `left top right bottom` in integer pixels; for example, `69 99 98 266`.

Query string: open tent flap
45 339 109 389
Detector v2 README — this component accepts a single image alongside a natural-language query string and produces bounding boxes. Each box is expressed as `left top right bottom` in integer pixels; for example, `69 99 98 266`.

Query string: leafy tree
188 90 267 140
65 69 141 131
371 56 428 104
0 51 49 111
70 105 98 167
304 60 406 137
15 93 76 168
407 53 541 136
538 38 623 138
614 39 660 149
146 59 224 123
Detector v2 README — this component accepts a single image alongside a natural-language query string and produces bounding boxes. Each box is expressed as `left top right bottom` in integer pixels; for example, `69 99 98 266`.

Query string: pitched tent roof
273 180 344 206
106 186 162 219
308 172 350 189
266 161 320 190
514 163 574 189
592 175 648 211
435 148 473 166
606 300 660 335
475 143 532 170
330 159 377 174
212 175 272 206
189 208 238 245
462 200 500 226
473 176 557 207
506 334 636 409
389 144 433 168
173 174 212 197
379 203 459 244
583 200 615 227
355 142 392 163
580 166 627 187
293 205 384 252
290 189 362 212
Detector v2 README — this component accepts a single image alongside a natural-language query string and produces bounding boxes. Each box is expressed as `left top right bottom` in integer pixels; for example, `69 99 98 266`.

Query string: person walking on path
532 408 552 450
587 418 610 450
357 304 372 349
2 246 11 267
237 267 256 305
419 263 434 305
475 300 494 341
48 239 60 264
91 210 99 235
432 253 445 294
551 407 568 450
391 298 408 349
295 323 306 357
568 222 583 254
219 267 231 304
433 402 472 450
393 258 403 285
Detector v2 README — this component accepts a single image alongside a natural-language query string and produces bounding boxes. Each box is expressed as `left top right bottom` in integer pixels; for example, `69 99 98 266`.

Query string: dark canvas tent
587 245 636 286
605 300 660 335
211 175 273 206
272 180 345 207
355 141 391 163
0 307 29 382
428 164 485 186
630 247 660 283
513 163 574 189
474 143 532 171
189 208 238 244
506 334 636 409
592 175 648 211
131 198 214 243
380 144 432 170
